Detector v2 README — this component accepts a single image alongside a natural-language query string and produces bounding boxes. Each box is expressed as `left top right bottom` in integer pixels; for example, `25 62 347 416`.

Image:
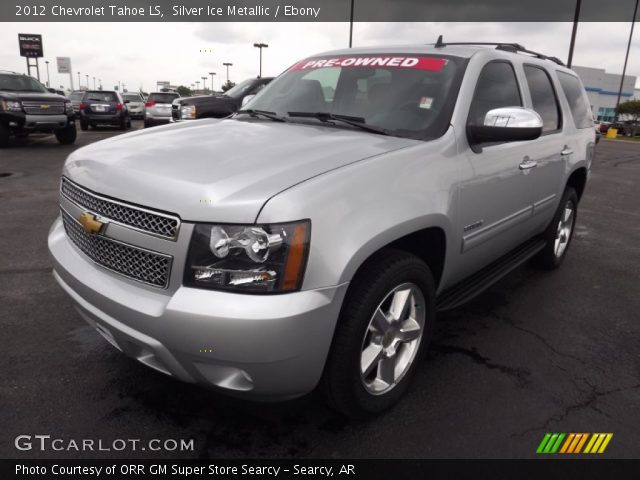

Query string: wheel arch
566 166 588 201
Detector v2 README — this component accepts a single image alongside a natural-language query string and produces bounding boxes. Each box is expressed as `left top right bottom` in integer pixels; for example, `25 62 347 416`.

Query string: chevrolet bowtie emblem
78 212 104 234
40 104 50 109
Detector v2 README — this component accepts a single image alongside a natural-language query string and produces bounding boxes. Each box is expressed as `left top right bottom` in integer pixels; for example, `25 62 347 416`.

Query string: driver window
468 61 522 126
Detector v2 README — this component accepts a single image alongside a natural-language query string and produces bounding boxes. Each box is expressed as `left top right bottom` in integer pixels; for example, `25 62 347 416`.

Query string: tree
221 80 236 92
176 85 193 97
618 99 640 136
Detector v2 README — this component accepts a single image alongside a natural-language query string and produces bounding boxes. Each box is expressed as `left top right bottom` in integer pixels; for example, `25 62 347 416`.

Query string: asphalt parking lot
1 126 639 459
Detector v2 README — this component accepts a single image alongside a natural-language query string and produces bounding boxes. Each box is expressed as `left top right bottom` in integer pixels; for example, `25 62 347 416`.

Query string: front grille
61 209 172 288
60 177 180 240
22 101 65 115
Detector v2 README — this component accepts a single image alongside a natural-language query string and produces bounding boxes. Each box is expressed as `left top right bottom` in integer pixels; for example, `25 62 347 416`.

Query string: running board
436 238 546 311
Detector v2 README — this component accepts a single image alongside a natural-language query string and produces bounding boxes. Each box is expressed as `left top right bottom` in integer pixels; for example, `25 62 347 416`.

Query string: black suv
79 90 131 131
0 71 76 147
172 77 273 121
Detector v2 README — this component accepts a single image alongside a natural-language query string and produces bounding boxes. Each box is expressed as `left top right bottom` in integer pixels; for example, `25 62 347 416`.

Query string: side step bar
436 238 546 311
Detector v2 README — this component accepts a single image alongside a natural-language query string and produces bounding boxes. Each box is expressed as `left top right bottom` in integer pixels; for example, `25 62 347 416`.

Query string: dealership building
572 66 637 122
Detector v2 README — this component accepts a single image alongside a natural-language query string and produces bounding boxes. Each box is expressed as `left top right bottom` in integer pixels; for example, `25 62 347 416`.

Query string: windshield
244 54 466 139
0 74 47 93
148 93 179 103
123 93 142 102
224 79 256 98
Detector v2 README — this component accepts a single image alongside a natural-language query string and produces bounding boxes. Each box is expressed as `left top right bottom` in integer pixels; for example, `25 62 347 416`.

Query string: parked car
598 121 611 134
48 42 595 417
122 92 146 119
172 77 273 121
78 90 131 131
0 70 76 147
68 90 84 117
144 92 180 127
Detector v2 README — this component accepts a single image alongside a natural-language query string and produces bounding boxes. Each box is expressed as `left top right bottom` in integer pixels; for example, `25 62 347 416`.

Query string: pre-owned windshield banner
289 56 448 71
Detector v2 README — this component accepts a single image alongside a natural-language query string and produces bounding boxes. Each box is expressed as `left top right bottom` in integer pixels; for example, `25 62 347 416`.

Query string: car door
453 60 538 281
521 64 567 233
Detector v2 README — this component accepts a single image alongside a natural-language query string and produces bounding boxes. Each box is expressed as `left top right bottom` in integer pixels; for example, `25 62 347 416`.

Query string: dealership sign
56 57 71 74
18 33 43 57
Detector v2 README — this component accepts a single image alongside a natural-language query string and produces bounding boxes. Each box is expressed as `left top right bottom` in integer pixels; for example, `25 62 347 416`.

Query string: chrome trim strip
533 193 557 214
462 205 533 253
60 176 181 241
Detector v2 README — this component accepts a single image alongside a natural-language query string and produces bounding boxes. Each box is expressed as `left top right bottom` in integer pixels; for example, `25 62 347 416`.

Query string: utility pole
253 43 268 77
45 60 50 87
349 0 354 48
567 0 582 68
615 0 639 121
209 72 216 92
223 62 233 84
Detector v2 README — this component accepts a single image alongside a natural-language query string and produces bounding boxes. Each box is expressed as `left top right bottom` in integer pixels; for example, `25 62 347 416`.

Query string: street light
196 80 200 92
253 43 268 77
44 60 50 87
77 72 81 89
209 72 216 92
223 62 233 84
202 76 208 92
85 74 89 90
93 76 96 89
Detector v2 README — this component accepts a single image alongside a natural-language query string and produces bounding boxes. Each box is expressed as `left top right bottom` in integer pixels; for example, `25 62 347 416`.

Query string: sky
1 22 639 92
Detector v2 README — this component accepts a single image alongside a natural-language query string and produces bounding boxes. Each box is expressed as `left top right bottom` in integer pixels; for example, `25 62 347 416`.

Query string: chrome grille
22 101 65 115
61 209 172 288
60 177 180 240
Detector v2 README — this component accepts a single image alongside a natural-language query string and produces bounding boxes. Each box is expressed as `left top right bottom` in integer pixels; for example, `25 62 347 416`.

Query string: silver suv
48 42 595 417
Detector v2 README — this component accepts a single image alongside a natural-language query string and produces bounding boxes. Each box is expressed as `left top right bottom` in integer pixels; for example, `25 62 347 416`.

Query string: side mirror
241 94 256 108
124 100 130 104
468 107 543 146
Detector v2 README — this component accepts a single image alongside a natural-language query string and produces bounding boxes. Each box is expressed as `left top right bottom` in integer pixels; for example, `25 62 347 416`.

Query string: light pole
85 74 89 90
77 72 81 89
202 76 208 92
209 72 216 92
253 43 268 77
196 80 200 93
45 60 50 87
349 0 354 48
567 0 582 68
98 79 102 90
93 76 96 89
615 0 639 121
223 62 233 84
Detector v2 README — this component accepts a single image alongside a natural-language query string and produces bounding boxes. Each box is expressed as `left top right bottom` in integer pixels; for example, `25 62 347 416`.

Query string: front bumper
6 113 72 132
48 217 347 399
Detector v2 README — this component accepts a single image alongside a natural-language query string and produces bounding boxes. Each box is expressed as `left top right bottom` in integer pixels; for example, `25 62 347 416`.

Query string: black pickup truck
172 77 273 121
0 71 76 147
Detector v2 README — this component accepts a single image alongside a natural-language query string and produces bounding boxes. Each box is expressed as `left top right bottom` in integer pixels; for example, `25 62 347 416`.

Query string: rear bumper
48 217 347 399
81 113 124 125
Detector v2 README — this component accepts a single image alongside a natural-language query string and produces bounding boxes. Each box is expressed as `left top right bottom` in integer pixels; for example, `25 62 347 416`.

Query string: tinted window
524 66 561 132
247 54 466 140
468 61 522 125
557 72 592 129
0 74 46 93
84 91 117 102
147 93 179 103
123 93 142 102
69 91 84 101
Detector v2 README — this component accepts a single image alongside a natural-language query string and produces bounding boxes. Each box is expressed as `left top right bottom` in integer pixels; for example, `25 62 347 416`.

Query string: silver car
144 91 180 127
123 92 145 119
48 43 595 416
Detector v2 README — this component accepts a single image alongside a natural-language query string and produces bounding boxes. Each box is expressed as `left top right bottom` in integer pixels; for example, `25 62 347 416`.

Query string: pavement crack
511 382 640 438
431 343 531 386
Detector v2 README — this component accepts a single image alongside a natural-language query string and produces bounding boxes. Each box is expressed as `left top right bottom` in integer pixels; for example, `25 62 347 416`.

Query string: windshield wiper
235 109 288 122
287 111 392 136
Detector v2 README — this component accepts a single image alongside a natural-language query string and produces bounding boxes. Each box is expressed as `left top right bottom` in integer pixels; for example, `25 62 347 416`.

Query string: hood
179 94 232 106
63 118 418 223
2 91 66 103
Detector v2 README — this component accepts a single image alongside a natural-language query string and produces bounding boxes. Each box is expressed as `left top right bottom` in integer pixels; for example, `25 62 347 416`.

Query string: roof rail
432 36 566 66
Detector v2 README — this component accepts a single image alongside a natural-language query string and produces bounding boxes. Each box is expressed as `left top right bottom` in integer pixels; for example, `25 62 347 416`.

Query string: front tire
321 250 436 418
55 122 77 145
533 187 578 270
0 123 10 147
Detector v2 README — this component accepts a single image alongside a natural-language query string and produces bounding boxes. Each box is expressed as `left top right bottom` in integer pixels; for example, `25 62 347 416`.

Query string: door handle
519 159 538 170
561 147 574 156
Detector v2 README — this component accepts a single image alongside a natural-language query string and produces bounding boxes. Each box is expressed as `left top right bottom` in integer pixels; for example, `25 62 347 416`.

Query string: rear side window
69 92 84 101
524 66 561 132
148 93 178 103
557 72 592 129
468 61 522 125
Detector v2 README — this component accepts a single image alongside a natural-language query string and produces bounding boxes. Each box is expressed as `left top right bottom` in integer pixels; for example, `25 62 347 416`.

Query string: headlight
184 220 310 293
181 105 197 119
64 101 73 114
1 100 22 112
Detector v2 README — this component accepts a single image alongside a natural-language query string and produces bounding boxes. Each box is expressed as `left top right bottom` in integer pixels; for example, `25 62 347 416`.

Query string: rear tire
533 187 578 270
0 123 11 148
143 120 151 128
126 117 132 129
55 122 77 145
321 249 436 418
